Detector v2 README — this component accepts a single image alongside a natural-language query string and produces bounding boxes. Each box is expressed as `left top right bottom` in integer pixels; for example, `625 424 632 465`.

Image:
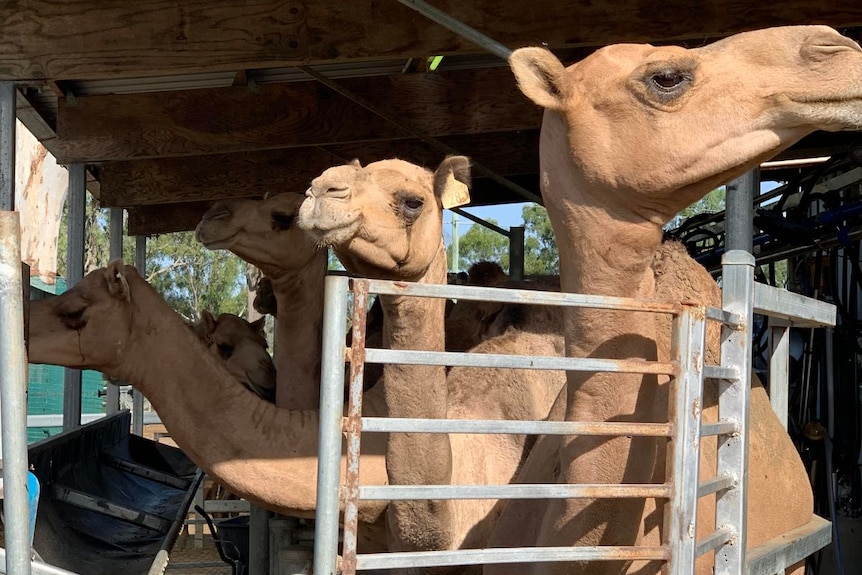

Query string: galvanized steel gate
313 251 833 575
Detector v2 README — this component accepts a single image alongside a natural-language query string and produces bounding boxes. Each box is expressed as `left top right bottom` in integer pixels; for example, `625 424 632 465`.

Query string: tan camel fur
298 158 565 569
194 310 276 402
491 25 862 575
195 193 326 409
26 261 392 552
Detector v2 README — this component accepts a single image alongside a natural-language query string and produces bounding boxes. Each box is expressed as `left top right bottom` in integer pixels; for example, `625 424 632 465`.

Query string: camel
298 157 566 568
26 260 393 552
486 25 862 575
195 193 326 409
193 310 276 402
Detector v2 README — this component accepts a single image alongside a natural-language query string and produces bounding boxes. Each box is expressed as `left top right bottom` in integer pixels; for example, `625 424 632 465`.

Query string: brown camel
193 310 276 402
26 260 392 552
195 193 326 409
298 157 565 567
489 25 862 575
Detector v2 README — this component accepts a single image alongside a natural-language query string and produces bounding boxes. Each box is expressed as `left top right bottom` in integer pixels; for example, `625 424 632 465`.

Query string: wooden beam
54 66 538 162
100 131 539 206
2 2 861 81
126 173 541 235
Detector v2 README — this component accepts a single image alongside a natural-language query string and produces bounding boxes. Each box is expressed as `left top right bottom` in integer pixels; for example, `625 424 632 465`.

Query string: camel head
510 25 862 223
194 310 276 402
195 193 320 277
298 157 471 281
28 260 141 374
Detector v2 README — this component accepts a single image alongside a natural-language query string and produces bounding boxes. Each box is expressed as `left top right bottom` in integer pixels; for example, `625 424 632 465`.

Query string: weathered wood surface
15 120 67 283
99 131 539 206
2 1 861 81
54 66 538 162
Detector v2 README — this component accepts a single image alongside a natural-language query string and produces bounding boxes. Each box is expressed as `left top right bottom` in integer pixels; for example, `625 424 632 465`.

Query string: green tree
523 205 559 275
449 218 509 272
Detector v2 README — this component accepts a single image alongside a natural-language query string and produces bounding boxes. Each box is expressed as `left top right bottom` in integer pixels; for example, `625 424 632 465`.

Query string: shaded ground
165 534 233 574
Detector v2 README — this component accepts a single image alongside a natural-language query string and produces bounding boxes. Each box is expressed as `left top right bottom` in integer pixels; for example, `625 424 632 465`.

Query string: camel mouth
196 228 238 249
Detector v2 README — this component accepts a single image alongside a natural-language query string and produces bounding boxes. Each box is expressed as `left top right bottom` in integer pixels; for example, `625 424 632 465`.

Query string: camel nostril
202 206 231 221
323 186 351 200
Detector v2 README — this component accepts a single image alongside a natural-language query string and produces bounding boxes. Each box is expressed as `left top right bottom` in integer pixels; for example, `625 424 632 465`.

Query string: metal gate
313 251 833 575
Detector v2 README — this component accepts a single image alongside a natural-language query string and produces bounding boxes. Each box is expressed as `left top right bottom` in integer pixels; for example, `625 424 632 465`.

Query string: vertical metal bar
768 321 790 430
313 275 350 575
509 226 525 281
249 505 272 575
132 235 146 436
62 163 86 431
451 212 460 274
106 207 124 415
725 170 758 253
342 279 370 575
715 250 755 575
0 83 15 211
665 304 706 575
394 0 513 60
0 212 33 575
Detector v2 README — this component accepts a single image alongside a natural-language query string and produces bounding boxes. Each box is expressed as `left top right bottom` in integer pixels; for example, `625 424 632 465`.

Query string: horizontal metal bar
358 278 679 315
697 475 735 499
745 515 832 575
695 527 734 557
356 546 670 570
359 417 673 436
100 454 192 490
52 485 172 532
703 365 738 381
753 282 836 328
701 421 739 437
0 548 80 575
202 499 252 513
364 348 675 375
705 307 743 328
359 483 672 501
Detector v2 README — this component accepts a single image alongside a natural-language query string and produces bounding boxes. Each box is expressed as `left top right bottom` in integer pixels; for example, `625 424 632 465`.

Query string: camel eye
60 307 87 330
401 196 424 218
651 71 686 91
271 212 295 231
217 343 234 359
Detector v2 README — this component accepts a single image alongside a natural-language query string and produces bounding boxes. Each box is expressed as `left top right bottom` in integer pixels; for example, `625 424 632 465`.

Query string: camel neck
269 251 328 409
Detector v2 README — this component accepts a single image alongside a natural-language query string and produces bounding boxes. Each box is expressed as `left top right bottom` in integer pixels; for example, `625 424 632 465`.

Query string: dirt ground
165 534 233 574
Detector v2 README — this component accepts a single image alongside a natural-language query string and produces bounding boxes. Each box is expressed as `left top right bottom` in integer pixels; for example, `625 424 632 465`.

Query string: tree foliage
448 217 509 272
58 196 247 321
523 205 558 275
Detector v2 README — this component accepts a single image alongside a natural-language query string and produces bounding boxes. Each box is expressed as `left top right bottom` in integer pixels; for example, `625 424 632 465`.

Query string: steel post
249 505 272 575
768 321 790 430
725 170 758 253
0 83 15 211
62 163 86 431
0 212 33 575
313 276 349 575
715 250 755 575
106 207 124 415
509 226 525 280
132 235 147 435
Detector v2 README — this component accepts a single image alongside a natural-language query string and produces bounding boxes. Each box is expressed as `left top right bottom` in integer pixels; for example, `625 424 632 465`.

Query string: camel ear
104 259 131 302
196 310 217 340
249 317 266 338
434 156 472 210
509 47 569 111
350 158 362 168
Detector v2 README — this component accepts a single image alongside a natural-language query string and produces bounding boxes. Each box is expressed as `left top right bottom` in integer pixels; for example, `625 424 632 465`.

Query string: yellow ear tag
441 171 471 209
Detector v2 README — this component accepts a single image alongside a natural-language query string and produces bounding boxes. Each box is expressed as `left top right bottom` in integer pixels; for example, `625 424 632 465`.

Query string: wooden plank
126 173 541 235
2 1 861 81
54 66 539 162
100 130 539 206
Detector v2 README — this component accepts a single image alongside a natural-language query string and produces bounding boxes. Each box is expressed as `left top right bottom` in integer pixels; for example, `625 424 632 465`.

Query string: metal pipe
248 505 272 575
132 235 146 436
508 225 525 280
361 417 672 436
725 169 758 253
106 207 124 415
298 65 543 205
0 83 15 211
395 0 513 60
0 212 33 575
313 276 349 575
0 548 79 575
62 163 86 431
359 483 672 501
452 208 510 237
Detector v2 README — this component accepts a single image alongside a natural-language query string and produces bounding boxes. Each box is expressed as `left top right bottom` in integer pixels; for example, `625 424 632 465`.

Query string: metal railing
313 250 834 575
